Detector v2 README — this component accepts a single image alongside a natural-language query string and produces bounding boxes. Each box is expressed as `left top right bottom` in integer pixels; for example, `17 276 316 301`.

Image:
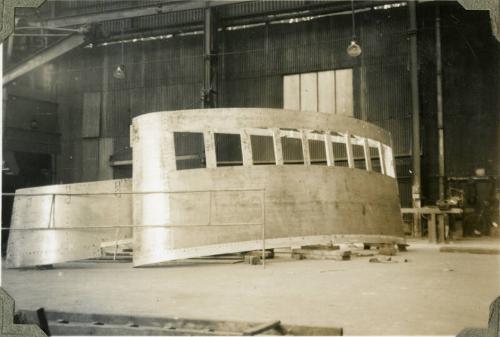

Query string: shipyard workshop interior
1 0 499 336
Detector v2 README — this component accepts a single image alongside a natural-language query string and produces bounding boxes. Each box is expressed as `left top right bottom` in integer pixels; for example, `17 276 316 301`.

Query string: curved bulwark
131 108 404 266
6 179 132 268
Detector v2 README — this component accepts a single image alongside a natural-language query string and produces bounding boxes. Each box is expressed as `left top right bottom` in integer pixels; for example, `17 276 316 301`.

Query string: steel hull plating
132 108 404 267
133 166 404 266
6 179 132 268
7 108 405 268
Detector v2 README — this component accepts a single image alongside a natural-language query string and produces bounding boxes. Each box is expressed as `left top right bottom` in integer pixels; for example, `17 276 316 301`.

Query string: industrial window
283 69 353 116
369 146 382 173
281 136 304 165
308 139 327 165
250 135 275 165
352 143 367 170
215 133 243 167
173 132 206 170
331 132 348 167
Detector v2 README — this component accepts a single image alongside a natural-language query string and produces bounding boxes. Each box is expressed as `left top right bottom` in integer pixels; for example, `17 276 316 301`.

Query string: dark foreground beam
16 310 343 336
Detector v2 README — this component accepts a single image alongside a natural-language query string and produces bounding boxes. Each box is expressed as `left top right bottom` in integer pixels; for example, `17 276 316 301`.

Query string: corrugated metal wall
45 1 497 207
53 31 203 182
418 4 499 204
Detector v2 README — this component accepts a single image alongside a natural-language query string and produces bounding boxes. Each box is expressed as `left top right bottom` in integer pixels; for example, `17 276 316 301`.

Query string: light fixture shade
347 40 362 57
113 64 126 79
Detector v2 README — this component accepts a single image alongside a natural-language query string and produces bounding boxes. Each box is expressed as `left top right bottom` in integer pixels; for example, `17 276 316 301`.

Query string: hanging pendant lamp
347 0 362 57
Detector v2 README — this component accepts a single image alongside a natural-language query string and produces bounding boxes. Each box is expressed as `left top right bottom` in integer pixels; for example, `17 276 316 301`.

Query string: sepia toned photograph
0 0 498 336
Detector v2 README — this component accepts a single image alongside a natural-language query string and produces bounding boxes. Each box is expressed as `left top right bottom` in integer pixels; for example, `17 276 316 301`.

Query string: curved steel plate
6 179 132 268
131 109 404 266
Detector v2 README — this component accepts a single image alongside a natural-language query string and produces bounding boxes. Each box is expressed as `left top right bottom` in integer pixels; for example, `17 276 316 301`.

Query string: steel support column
436 4 445 201
202 5 217 108
408 1 422 236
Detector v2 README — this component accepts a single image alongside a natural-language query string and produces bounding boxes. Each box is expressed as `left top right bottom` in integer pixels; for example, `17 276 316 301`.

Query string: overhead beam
28 1 250 28
3 33 86 85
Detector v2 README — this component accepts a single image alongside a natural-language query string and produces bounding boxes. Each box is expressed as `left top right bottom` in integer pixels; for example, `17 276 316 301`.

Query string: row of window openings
174 132 391 175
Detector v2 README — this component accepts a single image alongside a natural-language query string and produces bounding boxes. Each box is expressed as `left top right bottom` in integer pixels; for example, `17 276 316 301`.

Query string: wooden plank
243 321 281 336
363 138 372 171
292 249 351 261
283 74 300 110
203 131 217 169
345 133 355 168
18 309 343 336
318 70 335 114
400 207 463 214
82 92 101 138
335 68 353 117
300 72 318 112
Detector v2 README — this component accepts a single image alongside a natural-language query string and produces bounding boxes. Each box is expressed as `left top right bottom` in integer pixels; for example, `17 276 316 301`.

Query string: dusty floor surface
2 238 499 335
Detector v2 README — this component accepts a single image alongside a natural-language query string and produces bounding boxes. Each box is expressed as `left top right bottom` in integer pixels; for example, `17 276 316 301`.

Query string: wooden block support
292 249 350 261
244 255 261 265
378 243 397 256
428 213 437 243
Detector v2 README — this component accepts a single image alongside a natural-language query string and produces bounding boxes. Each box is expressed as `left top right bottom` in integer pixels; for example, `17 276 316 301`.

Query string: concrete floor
2 238 499 336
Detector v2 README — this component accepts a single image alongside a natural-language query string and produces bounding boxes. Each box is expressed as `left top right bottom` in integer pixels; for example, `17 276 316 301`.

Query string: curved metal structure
6 179 132 268
131 108 404 267
6 108 404 268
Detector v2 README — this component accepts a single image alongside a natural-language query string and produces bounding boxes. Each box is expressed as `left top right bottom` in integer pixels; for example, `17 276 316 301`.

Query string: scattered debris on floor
352 251 375 257
369 257 410 264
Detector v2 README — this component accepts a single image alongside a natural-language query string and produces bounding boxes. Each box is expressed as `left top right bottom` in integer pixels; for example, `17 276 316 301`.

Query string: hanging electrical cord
113 21 126 79
347 0 362 57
